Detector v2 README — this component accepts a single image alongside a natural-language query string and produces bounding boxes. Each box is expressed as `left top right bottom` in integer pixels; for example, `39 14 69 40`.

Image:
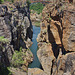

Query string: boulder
28 68 47 75
52 52 75 75
37 43 56 75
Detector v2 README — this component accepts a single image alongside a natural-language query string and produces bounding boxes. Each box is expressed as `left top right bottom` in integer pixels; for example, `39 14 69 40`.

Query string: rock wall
0 1 33 68
30 11 42 25
36 1 75 75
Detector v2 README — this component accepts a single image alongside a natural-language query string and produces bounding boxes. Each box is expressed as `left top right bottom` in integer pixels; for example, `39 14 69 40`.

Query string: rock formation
36 0 75 75
28 68 47 75
30 11 42 26
0 1 33 74
0 0 75 75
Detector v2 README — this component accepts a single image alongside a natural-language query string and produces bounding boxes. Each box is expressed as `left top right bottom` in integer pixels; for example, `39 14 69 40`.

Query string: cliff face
0 2 33 70
37 2 75 52
36 1 75 75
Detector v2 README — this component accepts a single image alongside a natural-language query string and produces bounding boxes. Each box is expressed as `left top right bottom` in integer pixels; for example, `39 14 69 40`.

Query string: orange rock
37 2 75 52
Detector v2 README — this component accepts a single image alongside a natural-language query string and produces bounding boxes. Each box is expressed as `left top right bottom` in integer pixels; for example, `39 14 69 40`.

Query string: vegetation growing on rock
30 2 44 14
0 36 9 43
0 0 14 3
11 50 24 67
26 0 31 7
30 2 44 27
11 46 33 71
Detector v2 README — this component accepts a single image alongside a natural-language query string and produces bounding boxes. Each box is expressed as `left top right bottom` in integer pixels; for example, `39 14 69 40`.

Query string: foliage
30 2 44 14
20 46 22 51
0 36 9 43
11 47 32 67
11 50 24 67
10 7 13 11
0 0 14 3
26 0 31 7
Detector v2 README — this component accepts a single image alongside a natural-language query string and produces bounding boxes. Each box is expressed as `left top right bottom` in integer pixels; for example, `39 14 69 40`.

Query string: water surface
28 25 41 68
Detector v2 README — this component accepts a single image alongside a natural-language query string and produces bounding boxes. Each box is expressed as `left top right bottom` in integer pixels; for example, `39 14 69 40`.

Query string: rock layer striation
36 1 75 75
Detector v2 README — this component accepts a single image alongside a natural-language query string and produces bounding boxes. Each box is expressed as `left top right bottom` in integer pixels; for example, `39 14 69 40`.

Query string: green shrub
26 0 31 7
10 7 13 11
0 36 9 43
0 0 14 3
20 47 22 51
11 47 31 67
11 50 24 67
30 3 44 14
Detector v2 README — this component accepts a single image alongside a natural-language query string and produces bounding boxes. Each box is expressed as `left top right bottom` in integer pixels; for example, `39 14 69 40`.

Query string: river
28 25 41 68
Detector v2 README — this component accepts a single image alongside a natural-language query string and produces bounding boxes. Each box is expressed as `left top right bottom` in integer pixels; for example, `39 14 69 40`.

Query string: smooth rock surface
28 68 47 75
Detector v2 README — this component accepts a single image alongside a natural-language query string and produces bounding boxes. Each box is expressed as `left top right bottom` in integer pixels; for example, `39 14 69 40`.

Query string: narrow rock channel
28 25 41 68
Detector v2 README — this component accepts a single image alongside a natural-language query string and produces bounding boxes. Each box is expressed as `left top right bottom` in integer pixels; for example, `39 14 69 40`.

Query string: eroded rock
37 1 75 75
0 1 33 73
37 2 75 52
28 68 47 75
37 43 56 75
52 52 75 75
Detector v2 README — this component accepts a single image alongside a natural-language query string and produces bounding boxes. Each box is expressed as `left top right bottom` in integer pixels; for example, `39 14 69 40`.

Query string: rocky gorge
28 0 75 75
0 1 33 75
0 0 75 75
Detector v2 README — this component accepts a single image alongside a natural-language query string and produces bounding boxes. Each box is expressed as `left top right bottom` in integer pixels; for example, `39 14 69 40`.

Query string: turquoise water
28 25 41 68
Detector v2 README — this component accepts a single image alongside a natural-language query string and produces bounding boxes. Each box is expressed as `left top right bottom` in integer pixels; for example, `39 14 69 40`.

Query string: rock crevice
0 1 33 73
36 1 75 75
